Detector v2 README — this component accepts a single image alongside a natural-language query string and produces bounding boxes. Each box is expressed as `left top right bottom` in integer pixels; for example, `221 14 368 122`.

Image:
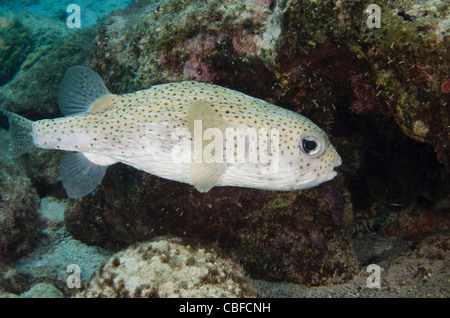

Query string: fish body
1 66 341 198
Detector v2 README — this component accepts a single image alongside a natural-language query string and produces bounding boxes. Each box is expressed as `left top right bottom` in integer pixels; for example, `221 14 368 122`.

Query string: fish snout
328 144 342 168
325 145 342 181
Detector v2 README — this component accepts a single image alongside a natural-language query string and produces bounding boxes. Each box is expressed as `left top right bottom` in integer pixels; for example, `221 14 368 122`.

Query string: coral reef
356 0 450 167
63 0 449 285
77 238 258 298
0 0 448 292
0 29 90 119
0 17 33 86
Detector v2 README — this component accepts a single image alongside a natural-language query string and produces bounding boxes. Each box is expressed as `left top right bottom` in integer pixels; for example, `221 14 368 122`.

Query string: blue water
0 0 131 27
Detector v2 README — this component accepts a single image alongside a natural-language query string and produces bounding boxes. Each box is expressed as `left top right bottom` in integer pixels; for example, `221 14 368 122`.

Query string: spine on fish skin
0 109 34 157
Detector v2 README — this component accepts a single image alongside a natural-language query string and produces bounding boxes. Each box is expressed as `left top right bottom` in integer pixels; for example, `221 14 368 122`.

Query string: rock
353 0 450 167
0 288 18 298
77 238 258 298
0 17 33 86
65 166 358 285
353 232 411 266
0 30 89 119
381 207 450 240
19 282 64 298
0 156 39 261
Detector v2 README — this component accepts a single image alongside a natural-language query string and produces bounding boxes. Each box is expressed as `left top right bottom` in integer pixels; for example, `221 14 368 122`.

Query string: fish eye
300 135 325 156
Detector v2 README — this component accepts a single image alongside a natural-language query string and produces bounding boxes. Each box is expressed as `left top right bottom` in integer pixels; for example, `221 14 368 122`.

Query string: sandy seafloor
0 0 448 298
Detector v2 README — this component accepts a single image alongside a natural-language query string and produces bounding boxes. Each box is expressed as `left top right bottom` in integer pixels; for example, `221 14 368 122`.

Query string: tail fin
0 109 34 157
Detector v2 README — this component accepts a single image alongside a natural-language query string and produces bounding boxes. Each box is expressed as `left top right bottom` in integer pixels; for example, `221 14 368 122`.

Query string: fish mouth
328 145 342 169
335 155 343 168
331 155 342 174
326 170 338 181
326 149 342 181
325 165 340 182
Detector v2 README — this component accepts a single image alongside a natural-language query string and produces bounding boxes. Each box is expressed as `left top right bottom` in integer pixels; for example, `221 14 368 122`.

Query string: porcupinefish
0 66 341 198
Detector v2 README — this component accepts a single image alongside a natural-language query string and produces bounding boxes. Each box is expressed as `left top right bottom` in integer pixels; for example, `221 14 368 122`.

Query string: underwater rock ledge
0 157 39 261
65 167 357 285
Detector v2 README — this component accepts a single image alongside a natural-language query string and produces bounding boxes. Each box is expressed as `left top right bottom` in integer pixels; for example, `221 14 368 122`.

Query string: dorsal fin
58 66 117 116
187 101 229 192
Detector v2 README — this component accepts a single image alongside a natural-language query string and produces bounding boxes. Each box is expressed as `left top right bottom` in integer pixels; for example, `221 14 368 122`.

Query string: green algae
0 18 33 86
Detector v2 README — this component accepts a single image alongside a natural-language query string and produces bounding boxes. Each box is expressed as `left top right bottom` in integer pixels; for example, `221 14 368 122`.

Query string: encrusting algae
76 238 259 298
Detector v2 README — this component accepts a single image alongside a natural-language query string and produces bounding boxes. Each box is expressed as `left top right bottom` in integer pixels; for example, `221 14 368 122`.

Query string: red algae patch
441 79 450 93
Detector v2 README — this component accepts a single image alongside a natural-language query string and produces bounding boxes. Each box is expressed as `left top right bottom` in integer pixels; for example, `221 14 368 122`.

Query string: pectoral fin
190 162 226 193
187 101 228 192
59 152 108 198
